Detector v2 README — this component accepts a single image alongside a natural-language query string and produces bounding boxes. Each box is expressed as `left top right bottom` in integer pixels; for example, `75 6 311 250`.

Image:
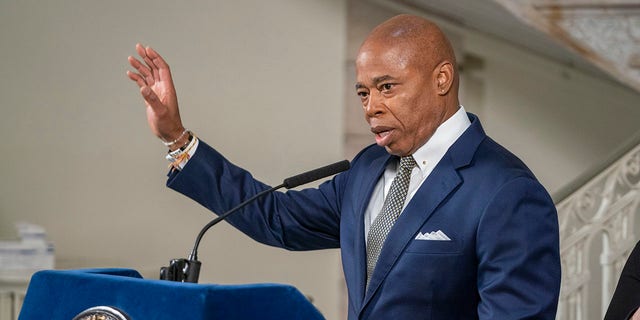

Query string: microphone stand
159 184 283 283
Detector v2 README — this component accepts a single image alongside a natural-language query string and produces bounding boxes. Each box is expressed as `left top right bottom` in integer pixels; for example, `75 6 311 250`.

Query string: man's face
355 41 448 157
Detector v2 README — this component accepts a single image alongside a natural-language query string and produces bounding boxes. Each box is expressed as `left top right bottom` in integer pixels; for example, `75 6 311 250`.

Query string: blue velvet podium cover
19 268 325 320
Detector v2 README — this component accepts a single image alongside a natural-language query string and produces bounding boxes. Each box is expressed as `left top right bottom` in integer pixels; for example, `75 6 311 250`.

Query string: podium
18 268 325 319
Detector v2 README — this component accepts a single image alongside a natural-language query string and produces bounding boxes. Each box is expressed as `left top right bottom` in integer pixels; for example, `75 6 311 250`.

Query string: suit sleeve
166 140 346 250
476 177 561 319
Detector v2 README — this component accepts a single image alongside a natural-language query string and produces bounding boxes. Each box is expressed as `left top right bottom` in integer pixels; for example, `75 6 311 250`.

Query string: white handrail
556 144 640 319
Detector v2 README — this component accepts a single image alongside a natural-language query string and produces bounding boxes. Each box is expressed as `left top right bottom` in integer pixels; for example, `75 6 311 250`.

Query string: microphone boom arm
189 183 285 261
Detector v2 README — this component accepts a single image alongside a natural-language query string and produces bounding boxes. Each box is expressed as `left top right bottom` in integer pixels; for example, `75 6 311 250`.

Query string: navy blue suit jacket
167 114 561 319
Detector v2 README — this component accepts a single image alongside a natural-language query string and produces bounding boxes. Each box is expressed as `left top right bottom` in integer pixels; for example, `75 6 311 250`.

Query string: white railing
556 144 640 319
0 280 27 320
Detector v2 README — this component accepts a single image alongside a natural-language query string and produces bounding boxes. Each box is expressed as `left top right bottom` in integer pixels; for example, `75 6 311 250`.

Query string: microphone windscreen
283 160 350 189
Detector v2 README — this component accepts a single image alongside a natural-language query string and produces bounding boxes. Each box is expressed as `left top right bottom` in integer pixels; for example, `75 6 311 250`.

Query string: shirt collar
411 105 471 173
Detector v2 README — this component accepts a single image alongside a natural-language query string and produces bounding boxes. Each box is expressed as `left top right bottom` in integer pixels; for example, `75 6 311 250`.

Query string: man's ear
436 61 454 96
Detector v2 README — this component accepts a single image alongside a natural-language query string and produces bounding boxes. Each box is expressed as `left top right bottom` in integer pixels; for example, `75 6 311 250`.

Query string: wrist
168 132 191 152
166 132 198 170
162 128 189 151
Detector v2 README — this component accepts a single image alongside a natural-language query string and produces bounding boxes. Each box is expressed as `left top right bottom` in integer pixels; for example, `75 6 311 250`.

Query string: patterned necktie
366 156 417 286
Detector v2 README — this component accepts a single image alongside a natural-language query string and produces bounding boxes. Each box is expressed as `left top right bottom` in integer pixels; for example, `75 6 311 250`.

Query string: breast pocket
405 237 463 255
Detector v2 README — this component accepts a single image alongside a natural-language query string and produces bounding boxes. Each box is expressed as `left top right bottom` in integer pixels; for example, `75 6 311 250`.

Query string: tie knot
399 156 417 171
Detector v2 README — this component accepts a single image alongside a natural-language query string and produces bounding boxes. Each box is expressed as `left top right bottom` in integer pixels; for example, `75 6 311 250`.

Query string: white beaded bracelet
162 129 188 147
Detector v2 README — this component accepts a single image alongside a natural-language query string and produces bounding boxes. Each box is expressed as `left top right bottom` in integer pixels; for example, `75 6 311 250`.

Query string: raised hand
127 44 185 147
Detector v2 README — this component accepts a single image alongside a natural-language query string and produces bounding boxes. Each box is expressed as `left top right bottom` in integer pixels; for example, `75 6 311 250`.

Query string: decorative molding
494 0 640 93
556 144 640 319
486 7 640 316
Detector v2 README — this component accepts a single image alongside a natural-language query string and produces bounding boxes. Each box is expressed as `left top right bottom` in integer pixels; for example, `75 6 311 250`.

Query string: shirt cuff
166 138 199 170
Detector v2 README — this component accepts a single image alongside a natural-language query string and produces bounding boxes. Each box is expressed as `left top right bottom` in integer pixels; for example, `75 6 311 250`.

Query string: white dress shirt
364 106 471 240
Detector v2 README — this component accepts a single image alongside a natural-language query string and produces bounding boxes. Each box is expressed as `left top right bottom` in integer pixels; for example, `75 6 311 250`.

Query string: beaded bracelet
167 132 198 170
162 129 188 147
167 132 193 159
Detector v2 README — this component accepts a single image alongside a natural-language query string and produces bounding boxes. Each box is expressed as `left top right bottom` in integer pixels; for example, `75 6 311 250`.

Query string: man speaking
127 14 561 319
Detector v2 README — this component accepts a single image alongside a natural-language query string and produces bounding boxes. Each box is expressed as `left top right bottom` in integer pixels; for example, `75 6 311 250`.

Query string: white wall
0 1 346 319
463 34 640 199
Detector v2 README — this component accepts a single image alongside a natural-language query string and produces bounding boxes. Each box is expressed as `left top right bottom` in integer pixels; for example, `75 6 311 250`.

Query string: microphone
160 159 350 283
283 160 350 189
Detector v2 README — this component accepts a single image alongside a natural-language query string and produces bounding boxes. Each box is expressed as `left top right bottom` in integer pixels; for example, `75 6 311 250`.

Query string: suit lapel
361 155 462 308
351 152 392 310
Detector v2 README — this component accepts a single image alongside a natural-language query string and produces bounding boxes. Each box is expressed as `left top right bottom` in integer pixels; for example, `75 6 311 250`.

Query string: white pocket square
415 230 451 241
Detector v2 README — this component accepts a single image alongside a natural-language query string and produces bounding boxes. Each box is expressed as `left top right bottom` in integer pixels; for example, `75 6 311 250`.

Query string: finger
140 45 158 69
129 55 155 86
146 46 170 69
148 59 160 82
140 55 159 83
142 54 157 71
128 56 153 80
144 46 162 80
135 43 147 60
145 46 173 83
126 70 147 88
136 43 159 81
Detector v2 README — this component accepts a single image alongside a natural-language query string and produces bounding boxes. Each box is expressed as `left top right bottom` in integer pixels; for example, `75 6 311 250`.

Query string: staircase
555 144 640 319
492 1 640 319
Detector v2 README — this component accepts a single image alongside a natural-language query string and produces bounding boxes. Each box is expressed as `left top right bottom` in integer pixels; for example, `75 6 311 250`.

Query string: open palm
127 44 184 142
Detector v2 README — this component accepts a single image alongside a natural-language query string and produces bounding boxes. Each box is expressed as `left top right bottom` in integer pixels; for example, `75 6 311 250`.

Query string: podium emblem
73 306 130 320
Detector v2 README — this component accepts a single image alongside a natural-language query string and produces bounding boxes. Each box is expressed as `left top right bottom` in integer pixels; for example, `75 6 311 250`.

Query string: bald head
361 14 457 79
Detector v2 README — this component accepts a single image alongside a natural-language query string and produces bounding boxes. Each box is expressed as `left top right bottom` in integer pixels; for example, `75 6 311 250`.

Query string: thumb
140 86 164 112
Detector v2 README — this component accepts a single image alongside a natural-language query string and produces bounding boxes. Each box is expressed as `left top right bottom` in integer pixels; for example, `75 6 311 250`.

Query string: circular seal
72 306 130 320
